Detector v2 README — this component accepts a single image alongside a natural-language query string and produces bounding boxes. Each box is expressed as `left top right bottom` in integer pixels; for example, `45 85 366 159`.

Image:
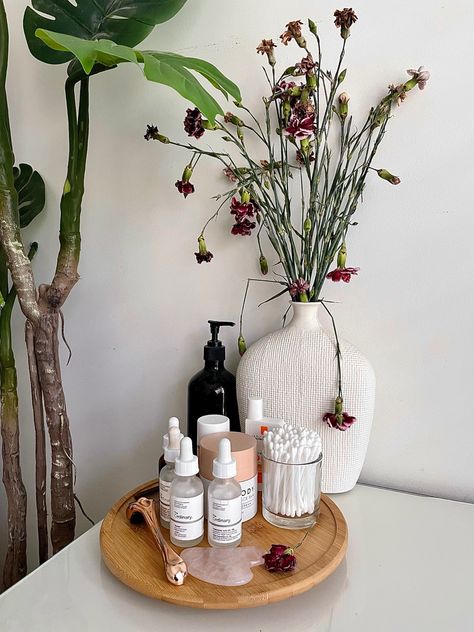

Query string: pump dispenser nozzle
213 438 237 479
204 320 235 362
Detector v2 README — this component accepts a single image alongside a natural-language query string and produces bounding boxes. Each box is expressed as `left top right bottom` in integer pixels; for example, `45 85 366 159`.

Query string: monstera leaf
35 30 241 121
24 0 188 65
13 163 46 228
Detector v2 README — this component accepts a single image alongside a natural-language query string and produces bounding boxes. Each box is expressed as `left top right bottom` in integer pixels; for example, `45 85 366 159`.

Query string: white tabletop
1 484 473 631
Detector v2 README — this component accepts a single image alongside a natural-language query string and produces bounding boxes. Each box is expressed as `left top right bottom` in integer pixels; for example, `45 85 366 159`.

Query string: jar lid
199 432 257 482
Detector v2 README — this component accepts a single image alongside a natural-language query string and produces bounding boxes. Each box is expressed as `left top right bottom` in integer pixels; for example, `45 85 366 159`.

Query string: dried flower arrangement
145 8 429 430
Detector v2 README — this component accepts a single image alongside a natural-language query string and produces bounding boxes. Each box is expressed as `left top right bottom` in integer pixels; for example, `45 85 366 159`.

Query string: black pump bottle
187 320 240 451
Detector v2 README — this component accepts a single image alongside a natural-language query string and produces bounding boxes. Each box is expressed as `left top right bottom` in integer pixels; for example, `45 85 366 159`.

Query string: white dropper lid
247 397 263 421
174 437 198 477
164 426 181 464
163 417 182 450
212 438 237 479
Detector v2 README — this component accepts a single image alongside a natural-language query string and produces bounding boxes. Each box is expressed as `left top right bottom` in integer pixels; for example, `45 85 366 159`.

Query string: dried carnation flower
280 20 306 48
183 108 205 139
194 235 213 264
323 396 357 430
326 266 359 282
263 544 297 572
406 66 430 90
334 8 358 39
256 39 277 66
289 277 310 297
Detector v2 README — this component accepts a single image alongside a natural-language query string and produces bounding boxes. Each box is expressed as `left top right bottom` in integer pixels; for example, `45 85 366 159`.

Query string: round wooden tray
100 479 348 609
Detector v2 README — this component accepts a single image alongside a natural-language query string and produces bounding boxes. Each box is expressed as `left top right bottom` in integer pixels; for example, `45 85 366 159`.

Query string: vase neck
287 302 322 331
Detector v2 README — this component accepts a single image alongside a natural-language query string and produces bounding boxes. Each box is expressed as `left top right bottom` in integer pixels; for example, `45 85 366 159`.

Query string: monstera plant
0 0 240 569
0 163 45 589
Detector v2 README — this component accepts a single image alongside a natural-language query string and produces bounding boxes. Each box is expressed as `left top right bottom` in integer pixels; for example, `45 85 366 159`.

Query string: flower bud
304 216 312 232
308 19 317 36
283 100 292 120
241 189 251 203
306 74 317 89
237 127 244 141
338 92 350 120
202 120 217 131
300 138 310 155
238 335 247 356
337 242 347 268
224 112 244 126
182 164 193 183
337 69 347 85
377 168 401 185
259 254 269 275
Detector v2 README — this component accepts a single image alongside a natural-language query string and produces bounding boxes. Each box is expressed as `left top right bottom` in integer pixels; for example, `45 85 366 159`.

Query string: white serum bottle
207 438 242 548
170 437 204 548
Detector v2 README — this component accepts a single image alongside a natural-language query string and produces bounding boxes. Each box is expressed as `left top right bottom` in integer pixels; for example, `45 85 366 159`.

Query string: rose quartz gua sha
181 546 265 586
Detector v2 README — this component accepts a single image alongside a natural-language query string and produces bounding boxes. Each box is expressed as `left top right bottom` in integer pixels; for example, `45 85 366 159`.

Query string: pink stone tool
181 546 265 586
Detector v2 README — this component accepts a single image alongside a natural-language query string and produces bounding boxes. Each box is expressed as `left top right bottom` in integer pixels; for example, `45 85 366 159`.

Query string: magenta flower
284 113 316 139
231 218 256 236
230 196 255 219
175 180 195 198
263 544 297 572
323 411 356 431
195 235 213 264
289 278 310 297
223 167 238 182
323 396 356 431
184 108 205 139
326 267 359 283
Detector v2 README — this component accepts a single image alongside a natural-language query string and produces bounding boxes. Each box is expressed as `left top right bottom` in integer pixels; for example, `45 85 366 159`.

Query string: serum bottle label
208 496 242 545
240 475 258 522
170 493 204 541
159 479 171 522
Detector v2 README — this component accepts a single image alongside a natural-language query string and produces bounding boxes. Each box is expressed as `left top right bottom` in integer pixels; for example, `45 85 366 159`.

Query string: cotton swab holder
262 423 323 529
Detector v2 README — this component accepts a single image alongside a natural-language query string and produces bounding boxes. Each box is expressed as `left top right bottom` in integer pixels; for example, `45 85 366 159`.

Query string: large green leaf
35 30 242 121
24 0 188 65
13 163 46 228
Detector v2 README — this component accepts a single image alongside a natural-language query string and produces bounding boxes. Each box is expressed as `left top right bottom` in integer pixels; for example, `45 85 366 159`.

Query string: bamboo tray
100 479 348 609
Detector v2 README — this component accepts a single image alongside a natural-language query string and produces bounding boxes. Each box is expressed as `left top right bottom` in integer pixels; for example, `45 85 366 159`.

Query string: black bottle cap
204 320 235 361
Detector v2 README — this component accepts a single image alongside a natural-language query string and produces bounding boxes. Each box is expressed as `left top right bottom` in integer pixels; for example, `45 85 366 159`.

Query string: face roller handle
126 497 187 586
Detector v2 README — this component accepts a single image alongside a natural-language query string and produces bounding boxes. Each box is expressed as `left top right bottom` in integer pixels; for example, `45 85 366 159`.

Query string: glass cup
262 453 322 529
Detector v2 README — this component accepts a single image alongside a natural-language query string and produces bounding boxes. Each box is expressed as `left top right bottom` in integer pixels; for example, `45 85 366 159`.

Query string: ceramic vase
236 302 375 493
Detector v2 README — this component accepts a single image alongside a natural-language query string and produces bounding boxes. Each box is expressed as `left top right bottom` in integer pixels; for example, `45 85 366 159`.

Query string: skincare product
159 426 181 529
262 424 323 529
187 320 240 452
200 431 257 522
197 414 230 448
159 417 183 473
170 437 204 547
208 438 242 548
244 397 283 490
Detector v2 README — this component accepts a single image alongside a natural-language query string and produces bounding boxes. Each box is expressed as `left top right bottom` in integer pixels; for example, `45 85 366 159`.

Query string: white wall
1 0 473 572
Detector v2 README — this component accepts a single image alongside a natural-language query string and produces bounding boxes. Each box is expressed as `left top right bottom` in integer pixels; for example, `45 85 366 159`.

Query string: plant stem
0 286 27 590
25 320 48 564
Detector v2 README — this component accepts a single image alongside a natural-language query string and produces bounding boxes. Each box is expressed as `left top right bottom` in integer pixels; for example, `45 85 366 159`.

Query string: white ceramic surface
237 303 376 493
1 485 473 631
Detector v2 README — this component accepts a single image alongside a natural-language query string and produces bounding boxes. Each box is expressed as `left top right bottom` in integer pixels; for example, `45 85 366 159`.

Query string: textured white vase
236 302 376 493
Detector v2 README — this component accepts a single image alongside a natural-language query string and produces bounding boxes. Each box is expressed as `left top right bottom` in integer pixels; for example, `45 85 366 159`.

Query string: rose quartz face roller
126 497 187 586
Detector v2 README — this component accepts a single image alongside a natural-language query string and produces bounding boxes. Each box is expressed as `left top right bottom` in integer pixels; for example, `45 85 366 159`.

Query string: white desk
1 485 473 631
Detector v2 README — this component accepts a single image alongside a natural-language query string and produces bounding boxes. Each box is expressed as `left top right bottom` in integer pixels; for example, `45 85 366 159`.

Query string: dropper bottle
208 438 242 548
170 437 204 548
159 426 180 529
159 417 182 473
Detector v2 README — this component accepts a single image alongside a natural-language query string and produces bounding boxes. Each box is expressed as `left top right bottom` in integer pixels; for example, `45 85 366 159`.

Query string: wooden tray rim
100 478 348 609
